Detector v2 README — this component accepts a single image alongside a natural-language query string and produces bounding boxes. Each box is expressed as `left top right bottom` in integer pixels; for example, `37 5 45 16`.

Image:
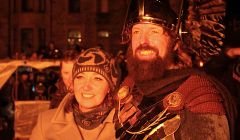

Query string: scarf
66 97 112 130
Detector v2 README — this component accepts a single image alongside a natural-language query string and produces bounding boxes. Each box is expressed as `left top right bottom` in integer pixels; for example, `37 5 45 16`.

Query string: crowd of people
1 0 240 140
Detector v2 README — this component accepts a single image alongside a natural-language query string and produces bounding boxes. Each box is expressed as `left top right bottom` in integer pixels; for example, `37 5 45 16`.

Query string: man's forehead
132 23 163 30
62 61 74 67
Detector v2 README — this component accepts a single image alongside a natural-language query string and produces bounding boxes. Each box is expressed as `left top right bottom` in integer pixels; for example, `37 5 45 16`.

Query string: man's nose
68 76 72 82
140 33 149 45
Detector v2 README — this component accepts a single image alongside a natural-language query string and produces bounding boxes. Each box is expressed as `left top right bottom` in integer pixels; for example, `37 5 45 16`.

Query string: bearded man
115 0 237 140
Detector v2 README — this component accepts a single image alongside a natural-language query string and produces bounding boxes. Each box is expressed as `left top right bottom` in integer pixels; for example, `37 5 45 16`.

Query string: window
13 0 17 13
68 0 80 13
21 0 34 12
38 0 46 12
38 28 46 49
13 28 17 52
21 28 33 54
97 0 109 13
67 30 82 45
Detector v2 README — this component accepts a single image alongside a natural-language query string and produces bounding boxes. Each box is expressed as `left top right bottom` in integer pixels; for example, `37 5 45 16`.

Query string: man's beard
126 45 168 83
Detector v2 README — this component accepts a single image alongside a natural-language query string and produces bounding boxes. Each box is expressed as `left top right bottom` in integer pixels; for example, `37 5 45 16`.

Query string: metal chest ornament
116 94 182 140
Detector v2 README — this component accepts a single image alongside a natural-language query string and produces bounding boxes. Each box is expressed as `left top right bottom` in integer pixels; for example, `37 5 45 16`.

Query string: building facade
0 0 128 58
0 0 238 59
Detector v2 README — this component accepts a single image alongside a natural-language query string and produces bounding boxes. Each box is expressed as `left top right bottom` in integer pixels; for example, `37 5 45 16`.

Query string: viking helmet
122 0 179 43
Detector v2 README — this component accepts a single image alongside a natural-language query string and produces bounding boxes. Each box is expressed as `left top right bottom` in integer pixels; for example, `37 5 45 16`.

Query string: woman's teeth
82 94 94 98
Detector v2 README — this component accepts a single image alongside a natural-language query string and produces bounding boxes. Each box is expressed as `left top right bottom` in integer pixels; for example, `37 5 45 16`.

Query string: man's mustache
135 44 159 56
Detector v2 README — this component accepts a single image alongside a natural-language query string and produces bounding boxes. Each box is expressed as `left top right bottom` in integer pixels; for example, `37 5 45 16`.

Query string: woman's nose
82 80 92 91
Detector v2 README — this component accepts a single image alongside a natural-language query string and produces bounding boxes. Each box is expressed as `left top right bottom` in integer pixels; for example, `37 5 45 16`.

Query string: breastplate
116 97 181 140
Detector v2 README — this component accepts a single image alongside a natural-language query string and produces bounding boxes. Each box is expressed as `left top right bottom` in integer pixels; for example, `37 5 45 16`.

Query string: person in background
30 48 121 140
46 42 62 59
115 0 237 140
204 46 240 139
115 50 128 81
17 71 31 100
0 76 14 140
49 50 78 109
204 46 240 98
226 47 240 59
29 52 38 60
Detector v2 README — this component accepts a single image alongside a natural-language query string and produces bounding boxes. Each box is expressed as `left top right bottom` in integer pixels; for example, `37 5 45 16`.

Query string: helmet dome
122 0 178 43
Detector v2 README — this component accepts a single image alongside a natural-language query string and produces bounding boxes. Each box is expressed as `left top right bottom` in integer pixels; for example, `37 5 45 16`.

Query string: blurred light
98 31 109 38
199 61 204 67
68 31 82 43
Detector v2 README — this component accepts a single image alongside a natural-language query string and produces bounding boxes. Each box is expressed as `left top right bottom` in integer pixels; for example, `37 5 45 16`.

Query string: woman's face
73 72 110 112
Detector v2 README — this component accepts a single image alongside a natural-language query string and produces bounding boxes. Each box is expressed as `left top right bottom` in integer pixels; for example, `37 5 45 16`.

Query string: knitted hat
72 48 121 91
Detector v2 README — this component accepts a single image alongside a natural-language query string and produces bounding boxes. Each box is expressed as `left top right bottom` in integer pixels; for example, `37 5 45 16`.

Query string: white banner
0 60 60 89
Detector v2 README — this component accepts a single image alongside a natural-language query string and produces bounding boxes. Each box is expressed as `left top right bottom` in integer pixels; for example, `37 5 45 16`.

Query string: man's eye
63 72 69 74
133 30 140 34
151 29 163 35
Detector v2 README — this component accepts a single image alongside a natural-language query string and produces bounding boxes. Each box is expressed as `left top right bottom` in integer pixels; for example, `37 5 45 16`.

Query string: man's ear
173 40 181 51
174 40 192 67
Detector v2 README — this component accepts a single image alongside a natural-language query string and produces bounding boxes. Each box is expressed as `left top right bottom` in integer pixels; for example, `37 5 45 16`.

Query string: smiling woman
30 48 121 140
74 72 110 112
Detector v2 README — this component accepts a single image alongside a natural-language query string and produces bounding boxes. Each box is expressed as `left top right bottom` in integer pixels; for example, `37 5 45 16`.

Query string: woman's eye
152 30 159 34
94 77 103 81
76 75 83 79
